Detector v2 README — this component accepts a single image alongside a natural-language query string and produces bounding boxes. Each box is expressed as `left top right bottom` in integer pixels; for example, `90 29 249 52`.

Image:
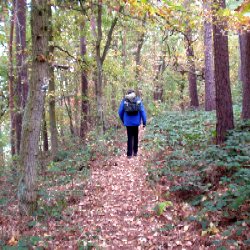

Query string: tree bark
154 37 167 101
15 0 28 154
239 31 250 120
135 16 146 83
62 79 75 136
184 0 199 108
185 30 199 108
203 0 216 111
8 0 16 156
79 30 88 139
94 2 122 134
213 0 234 144
95 1 104 134
0 127 5 167
18 0 49 216
42 111 49 152
121 29 127 68
48 3 58 156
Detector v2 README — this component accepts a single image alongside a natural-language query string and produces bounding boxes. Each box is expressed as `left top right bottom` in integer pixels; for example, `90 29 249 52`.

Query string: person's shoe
127 156 132 159
133 153 137 157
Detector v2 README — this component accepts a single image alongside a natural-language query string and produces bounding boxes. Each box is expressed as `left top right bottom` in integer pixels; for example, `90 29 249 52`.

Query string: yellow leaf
7 236 18 246
209 225 220 235
201 230 207 236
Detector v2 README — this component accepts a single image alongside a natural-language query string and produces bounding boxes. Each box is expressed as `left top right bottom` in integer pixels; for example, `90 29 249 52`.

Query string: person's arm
140 102 147 126
118 100 125 124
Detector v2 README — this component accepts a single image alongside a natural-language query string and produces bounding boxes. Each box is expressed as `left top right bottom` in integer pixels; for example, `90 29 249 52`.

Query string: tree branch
54 45 77 60
101 5 124 64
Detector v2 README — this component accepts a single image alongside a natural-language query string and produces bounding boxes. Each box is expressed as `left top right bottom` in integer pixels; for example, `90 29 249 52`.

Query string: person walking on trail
118 89 147 158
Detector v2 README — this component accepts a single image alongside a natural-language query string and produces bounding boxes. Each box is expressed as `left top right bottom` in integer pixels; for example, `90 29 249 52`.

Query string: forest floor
1 127 248 249
71 129 168 249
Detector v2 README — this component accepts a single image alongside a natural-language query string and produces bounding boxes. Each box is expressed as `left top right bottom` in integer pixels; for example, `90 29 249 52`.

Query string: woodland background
0 0 249 248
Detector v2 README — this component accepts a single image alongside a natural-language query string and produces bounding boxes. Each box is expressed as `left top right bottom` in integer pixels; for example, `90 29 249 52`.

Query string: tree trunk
135 16 146 83
154 37 167 101
15 0 28 154
95 1 105 134
8 0 16 156
121 29 127 68
239 31 250 120
0 127 5 167
79 31 88 139
213 0 234 144
203 0 216 111
48 4 58 156
63 79 75 135
184 0 199 108
94 2 121 134
185 31 199 108
42 111 49 152
18 0 49 216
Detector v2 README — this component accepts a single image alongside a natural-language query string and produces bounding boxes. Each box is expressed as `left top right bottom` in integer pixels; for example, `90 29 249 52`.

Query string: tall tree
79 24 89 139
15 0 28 154
94 1 122 134
213 0 234 144
48 2 58 156
239 31 250 120
203 0 215 111
183 1 199 109
18 0 49 215
8 0 16 156
135 16 146 83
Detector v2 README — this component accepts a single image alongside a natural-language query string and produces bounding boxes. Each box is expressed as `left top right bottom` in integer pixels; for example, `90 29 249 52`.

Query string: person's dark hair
127 89 135 95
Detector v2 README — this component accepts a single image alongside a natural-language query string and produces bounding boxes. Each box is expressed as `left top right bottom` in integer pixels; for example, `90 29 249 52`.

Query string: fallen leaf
7 236 18 246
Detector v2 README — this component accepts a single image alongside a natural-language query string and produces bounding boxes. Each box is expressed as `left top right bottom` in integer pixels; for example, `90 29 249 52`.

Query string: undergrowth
144 105 250 248
0 126 121 248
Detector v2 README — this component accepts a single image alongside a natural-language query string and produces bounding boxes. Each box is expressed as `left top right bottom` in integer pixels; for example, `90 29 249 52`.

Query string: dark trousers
126 126 139 156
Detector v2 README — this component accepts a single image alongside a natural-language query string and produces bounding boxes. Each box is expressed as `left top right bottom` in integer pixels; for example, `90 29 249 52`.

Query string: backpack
124 97 141 115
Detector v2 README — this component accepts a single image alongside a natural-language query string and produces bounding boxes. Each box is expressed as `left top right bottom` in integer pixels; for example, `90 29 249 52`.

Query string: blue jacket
118 98 147 127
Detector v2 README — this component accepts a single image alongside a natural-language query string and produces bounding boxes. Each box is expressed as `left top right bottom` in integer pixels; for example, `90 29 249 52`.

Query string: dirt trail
76 133 165 249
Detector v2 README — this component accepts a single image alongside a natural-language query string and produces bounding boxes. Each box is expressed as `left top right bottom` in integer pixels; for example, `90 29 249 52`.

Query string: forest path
76 130 165 249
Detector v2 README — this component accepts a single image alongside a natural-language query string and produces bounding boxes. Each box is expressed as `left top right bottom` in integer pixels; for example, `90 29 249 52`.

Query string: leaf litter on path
72 139 167 249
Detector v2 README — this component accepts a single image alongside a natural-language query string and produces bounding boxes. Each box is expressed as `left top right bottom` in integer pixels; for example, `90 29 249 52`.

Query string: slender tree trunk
121 29 127 68
0 127 5 167
18 0 49 215
8 0 16 156
239 31 250 120
48 4 58 156
15 0 28 154
203 0 216 111
79 30 88 139
95 1 105 134
42 111 49 152
64 80 75 135
213 0 234 144
184 0 199 108
154 38 167 101
135 16 146 83
185 31 199 108
238 34 243 82
94 2 122 134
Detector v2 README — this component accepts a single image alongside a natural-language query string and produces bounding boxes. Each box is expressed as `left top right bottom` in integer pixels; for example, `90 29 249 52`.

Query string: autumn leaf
7 236 18 246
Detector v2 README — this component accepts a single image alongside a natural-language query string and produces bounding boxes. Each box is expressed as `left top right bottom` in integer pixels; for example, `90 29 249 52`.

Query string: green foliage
145 107 250 243
154 201 173 216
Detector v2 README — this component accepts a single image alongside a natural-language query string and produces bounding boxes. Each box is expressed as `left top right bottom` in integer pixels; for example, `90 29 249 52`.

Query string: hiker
118 89 147 158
